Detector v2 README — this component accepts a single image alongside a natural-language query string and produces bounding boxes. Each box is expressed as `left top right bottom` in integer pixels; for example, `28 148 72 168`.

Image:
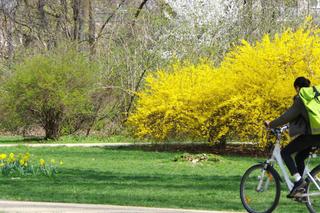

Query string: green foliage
0 46 100 139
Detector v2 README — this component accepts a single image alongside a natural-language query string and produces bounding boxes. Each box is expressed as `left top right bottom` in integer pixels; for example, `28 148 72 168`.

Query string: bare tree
0 0 18 62
242 0 253 40
73 0 80 40
88 0 95 55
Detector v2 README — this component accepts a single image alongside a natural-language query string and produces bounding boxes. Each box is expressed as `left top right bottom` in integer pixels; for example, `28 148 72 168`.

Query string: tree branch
102 85 134 95
132 0 149 26
95 0 126 41
125 68 147 117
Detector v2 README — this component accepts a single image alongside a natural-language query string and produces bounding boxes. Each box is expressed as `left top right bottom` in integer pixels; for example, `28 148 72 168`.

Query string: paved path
0 141 254 148
0 143 137 148
0 200 242 213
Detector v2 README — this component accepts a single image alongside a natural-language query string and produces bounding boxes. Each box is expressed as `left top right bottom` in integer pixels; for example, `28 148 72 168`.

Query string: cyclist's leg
281 135 320 197
281 135 320 175
281 135 308 176
295 147 312 176
281 136 311 197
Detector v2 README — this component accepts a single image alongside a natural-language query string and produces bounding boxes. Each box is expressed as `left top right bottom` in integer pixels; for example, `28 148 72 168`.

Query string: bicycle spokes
240 164 280 213
306 167 320 213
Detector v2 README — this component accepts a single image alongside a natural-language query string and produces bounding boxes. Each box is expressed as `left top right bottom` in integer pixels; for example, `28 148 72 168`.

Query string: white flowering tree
165 0 236 26
158 0 239 62
159 0 312 62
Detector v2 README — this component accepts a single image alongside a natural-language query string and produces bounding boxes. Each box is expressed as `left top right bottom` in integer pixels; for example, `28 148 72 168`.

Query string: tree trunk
73 0 80 40
73 0 90 42
60 0 71 38
38 0 47 28
242 0 253 41
43 108 62 140
78 0 87 41
44 123 60 140
5 15 14 63
89 0 96 56
1 0 18 63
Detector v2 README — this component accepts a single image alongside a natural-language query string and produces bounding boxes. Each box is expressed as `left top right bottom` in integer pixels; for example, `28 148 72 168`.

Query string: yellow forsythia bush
128 19 320 146
128 61 227 140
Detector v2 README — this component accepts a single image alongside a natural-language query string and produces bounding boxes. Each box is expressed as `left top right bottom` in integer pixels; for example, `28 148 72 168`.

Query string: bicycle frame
266 137 294 191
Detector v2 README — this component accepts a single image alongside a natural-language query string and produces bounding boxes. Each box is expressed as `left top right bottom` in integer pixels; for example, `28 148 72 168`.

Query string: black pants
281 135 320 176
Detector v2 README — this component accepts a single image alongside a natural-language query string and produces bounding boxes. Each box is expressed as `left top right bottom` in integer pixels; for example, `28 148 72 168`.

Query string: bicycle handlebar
269 125 289 136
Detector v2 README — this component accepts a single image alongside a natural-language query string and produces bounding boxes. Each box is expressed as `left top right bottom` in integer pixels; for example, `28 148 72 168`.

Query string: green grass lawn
0 146 314 212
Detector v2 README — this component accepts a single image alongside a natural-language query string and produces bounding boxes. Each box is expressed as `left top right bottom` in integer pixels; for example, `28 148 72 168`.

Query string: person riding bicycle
265 76 320 198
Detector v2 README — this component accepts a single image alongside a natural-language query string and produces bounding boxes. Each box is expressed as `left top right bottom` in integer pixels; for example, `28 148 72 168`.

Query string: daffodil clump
128 18 320 147
0 152 62 177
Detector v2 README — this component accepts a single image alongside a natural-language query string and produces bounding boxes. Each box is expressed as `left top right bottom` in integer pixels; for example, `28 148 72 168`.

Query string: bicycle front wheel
240 164 281 213
306 165 320 213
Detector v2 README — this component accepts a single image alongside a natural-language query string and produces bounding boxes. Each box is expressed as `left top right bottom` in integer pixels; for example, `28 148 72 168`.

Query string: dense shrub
127 61 228 140
128 19 320 146
0 47 100 139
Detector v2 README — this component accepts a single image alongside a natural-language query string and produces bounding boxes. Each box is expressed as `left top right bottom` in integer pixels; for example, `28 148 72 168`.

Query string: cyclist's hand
264 121 270 129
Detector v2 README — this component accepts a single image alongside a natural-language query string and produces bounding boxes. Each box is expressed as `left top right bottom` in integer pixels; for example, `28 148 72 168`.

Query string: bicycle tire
240 163 281 213
306 164 320 213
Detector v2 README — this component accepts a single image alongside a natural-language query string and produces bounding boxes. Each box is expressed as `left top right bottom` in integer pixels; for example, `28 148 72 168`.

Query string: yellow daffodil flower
39 159 45 166
8 153 15 162
19 159 25 166
0 153 7 160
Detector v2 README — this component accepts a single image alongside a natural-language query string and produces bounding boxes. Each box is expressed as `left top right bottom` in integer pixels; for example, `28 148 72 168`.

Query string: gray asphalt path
0 200 242 213
0 143 135 148
0 141 254 148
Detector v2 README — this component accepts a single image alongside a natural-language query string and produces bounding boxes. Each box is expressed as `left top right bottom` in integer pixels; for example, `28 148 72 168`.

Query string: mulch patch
115 143 270 157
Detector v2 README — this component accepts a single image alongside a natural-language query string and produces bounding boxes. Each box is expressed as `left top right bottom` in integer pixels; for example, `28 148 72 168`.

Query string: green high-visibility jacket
299 86 320 135
270 95 309 137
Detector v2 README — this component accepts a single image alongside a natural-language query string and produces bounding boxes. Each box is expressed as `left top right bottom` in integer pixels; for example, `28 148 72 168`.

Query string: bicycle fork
256 164 272 192
256 169 267 192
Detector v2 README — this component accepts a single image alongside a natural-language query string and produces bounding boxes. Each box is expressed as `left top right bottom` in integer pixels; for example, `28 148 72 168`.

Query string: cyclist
265 76 320 198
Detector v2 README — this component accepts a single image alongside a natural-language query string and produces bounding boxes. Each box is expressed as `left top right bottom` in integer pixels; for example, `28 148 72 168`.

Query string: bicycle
240 125 320 213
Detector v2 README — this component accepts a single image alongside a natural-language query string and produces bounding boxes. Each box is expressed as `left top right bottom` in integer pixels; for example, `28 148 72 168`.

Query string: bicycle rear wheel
240 163 281 213
306 165 320 213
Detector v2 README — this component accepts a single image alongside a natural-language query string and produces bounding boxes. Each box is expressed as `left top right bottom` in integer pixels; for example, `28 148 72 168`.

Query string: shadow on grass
0 167 308 212
0 167 243 210
0 136 45 143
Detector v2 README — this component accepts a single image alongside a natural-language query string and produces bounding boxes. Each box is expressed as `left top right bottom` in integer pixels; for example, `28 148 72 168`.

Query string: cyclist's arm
269 97 304 128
